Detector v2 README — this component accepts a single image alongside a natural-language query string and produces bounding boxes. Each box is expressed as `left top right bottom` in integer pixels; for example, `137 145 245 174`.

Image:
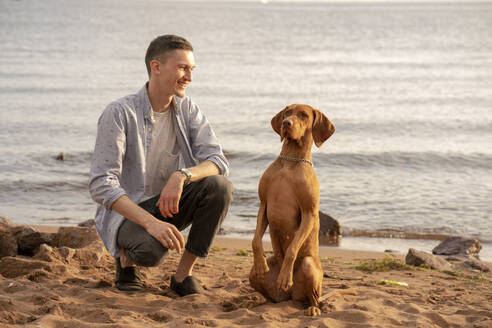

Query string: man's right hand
111 195 185 253
145 219 185 253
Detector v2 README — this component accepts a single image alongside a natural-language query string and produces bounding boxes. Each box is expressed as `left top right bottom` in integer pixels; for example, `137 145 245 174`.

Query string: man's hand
156 171 186 218
110 194 185 252
145 218 185 252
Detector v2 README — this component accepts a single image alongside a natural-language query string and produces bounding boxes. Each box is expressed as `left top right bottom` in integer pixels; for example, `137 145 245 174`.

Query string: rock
405 248 453 271
0 226 18 259
444 255 490 272
74 245 106 266
33 244 62 263
444 256 464 262
59 246 76 260
55 152 66 161
16 227 54 256
463 257 490 272
0 217 17 229
78 219 95 227
53 226 99 249
319 211 342 246
432 236 482 258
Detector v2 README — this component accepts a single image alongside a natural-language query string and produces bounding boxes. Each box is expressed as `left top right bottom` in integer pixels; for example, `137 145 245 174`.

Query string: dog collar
278 156 313 167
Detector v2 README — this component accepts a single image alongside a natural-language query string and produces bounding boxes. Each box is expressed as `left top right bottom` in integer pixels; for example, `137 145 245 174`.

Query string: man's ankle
119 248 135 268
173 273 191 283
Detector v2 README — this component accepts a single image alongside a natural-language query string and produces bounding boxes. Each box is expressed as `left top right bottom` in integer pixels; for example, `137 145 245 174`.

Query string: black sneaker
115 259 146 291
170 275 204 296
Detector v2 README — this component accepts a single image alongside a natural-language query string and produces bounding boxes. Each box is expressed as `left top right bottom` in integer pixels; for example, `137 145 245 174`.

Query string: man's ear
150 59 161 76
312 109 335 147
271 108 286 142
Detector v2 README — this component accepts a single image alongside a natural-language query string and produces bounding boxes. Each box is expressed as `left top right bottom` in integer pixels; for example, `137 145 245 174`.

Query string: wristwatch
178 168 192 184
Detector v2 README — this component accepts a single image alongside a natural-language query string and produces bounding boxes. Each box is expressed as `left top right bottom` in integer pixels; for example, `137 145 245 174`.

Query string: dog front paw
276 270 293 291
305 306 321 316
252 259 269 278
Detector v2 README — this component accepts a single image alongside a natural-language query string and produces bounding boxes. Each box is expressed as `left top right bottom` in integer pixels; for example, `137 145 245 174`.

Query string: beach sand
1 224 491 328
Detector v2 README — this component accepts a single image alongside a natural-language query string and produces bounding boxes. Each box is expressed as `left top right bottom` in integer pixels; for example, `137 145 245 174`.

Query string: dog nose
282 120 292 127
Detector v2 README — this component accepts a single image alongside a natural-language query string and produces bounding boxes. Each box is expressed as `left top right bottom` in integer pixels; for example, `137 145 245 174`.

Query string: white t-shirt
142 109 180 201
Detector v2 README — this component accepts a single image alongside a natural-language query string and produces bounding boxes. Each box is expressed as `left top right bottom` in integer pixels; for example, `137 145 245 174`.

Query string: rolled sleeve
204 154 229 176
89 103 128 209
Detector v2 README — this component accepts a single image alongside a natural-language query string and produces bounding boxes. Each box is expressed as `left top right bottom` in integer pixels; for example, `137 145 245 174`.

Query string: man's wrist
177 168 192 184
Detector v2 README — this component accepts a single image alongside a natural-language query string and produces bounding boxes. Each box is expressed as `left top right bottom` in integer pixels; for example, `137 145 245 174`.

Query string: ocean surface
1 0 491 260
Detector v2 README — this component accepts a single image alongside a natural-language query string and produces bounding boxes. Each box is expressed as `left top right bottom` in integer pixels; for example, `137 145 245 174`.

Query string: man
89 35 232 296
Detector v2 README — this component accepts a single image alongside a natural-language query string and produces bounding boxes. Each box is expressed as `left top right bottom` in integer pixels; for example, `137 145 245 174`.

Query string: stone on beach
405 248 453 271
16 227 54 256
432 236 482 258
319 211 342 246
53 226 100 249
445 255 491 273
0 219 112 281
406 244 490 273
0 223 18 259
462 256 490 272
77 219 95 227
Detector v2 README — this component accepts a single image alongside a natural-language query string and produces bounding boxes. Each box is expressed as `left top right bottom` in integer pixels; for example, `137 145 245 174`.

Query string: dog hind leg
291 256 323 316
249 256 289 303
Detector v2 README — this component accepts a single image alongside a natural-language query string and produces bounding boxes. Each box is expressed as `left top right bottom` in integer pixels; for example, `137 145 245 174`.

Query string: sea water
1 0 491 260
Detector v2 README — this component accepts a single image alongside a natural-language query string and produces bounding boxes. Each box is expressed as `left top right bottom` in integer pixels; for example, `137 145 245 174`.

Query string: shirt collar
141 82 178 123
140 82 153 122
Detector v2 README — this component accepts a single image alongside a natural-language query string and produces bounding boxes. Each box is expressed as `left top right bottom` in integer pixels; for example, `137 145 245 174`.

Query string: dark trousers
117 175 233 267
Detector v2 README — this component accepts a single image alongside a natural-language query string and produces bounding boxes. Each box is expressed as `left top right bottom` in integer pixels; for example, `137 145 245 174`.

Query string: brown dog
249 104 335 316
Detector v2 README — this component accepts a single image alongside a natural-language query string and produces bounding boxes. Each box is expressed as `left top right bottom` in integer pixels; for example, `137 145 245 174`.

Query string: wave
225 149 492 170
31 151 93 166
218 225 492 245
223 150 274 163
342 228 492 244
2 179 88 193
1 151 92 193
320 151 492 170
335 119 492 136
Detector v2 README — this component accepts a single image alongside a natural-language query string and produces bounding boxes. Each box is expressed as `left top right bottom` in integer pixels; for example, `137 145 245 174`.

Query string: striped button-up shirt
89 84 229 257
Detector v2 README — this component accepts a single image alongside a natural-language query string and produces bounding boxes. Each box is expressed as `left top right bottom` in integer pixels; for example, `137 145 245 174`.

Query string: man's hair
145 35 193 76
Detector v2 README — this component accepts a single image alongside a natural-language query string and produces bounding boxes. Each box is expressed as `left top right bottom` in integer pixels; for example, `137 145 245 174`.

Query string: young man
89 35 232 295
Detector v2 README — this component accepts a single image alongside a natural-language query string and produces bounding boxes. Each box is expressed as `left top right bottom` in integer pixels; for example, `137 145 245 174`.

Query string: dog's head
271 104 335 147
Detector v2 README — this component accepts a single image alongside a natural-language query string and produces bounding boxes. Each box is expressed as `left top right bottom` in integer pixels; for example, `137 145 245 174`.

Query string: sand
1 225 491 328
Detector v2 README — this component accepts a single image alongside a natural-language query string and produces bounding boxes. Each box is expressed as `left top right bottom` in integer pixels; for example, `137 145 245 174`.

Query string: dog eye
300 112 308 119
284 110 292 116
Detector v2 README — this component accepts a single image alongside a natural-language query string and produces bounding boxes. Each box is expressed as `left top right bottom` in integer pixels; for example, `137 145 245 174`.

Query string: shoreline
32 224 492 263
31 225 395 260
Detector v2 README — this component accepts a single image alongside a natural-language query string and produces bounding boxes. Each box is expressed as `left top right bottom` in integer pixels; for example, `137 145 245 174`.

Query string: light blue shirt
89 84 229 257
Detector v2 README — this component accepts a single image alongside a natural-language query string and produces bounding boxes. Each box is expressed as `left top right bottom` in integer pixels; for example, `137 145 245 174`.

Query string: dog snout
282 119 292 127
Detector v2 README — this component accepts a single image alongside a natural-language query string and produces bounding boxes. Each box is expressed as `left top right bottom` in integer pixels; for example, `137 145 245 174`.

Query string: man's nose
185 69 192 82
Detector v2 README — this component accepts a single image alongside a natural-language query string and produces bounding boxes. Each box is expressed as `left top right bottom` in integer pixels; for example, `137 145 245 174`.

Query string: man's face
154 49 195 98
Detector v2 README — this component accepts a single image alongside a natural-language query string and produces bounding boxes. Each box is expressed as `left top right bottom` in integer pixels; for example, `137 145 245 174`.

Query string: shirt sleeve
88 103 128 209
186 101 230 176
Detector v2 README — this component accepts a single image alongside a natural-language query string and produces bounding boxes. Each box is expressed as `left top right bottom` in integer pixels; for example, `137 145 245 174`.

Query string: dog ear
312 109 335 147
271 108 286 141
